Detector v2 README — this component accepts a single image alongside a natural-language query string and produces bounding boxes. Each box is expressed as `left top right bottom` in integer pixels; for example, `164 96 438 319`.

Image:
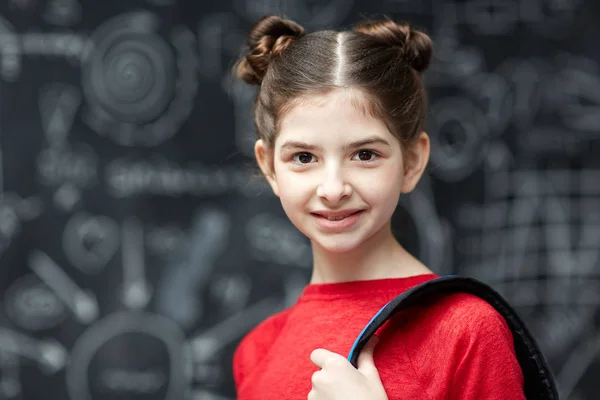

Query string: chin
312 235 367 254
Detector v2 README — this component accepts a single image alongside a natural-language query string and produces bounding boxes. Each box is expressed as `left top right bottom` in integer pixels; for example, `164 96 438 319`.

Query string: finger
357 335 381 376
310 348 335 369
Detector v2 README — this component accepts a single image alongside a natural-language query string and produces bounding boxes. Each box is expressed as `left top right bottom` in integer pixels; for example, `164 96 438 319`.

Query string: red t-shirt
233 273 525 400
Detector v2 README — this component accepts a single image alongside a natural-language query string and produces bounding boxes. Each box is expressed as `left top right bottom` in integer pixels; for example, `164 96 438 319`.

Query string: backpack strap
346 275 558 399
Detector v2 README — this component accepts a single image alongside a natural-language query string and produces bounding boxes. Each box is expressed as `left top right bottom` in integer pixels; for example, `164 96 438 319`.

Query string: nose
316 165 352 204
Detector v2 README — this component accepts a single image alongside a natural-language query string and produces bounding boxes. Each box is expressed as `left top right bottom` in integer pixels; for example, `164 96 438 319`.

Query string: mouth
311 210 364 221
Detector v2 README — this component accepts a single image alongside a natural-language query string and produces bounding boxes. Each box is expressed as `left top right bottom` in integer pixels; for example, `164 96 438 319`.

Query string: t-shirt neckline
298 273 438 301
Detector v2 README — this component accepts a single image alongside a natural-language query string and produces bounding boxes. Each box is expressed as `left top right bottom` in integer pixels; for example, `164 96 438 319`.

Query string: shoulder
428 293 525 398
387 291 515 360
416 291 520 373
381 292 523 398
234 307 292 359
232 307 293 387
433 292 512 339
405 291 514 347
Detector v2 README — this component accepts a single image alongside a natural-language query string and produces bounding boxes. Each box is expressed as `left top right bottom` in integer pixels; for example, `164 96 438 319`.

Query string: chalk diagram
0 12 46 383
24 8 201 208
0 144 45 400
1 208 301 400
456 152 600 400
0 12 45 265
81 11 199 147
414 2 600 399
0 0 596 399
0 6 295 399
37 82 98 212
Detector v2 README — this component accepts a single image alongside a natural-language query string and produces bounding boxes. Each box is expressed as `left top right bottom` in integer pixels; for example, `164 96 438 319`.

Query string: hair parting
233 14 433 156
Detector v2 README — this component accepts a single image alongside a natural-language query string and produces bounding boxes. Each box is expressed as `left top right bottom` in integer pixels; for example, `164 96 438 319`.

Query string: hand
308 335 388 400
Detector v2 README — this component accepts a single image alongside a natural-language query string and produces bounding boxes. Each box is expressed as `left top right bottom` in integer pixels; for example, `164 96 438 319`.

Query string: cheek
357 168 402 194
276 172 313 206
277 179 312 230
361 181 401 206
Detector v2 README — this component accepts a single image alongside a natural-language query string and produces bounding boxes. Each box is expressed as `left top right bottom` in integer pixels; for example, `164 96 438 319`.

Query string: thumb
357 334 381 377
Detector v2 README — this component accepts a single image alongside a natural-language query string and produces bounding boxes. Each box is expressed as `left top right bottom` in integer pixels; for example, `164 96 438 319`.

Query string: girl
231 14 526 400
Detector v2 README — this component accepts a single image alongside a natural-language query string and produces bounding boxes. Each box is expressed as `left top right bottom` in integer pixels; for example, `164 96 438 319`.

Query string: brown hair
233 14 433 154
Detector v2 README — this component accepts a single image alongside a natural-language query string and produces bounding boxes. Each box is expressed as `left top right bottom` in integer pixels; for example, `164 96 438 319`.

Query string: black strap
346 275 558 399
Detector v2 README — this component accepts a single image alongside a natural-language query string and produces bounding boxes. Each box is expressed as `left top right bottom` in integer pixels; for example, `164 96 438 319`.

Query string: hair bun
353 19 432 73
234 15 305 85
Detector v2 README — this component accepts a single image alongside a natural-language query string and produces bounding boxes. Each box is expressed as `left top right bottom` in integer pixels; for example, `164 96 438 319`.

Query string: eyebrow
279 136 391 151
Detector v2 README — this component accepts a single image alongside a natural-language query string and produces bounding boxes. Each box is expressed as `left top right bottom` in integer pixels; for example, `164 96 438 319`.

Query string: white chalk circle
428 96 489 182
4 274 68 331
82 13 175 124
66 312 186 400
81 11 198 147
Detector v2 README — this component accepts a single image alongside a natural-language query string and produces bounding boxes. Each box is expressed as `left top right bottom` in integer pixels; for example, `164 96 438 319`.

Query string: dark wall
0 0 598 399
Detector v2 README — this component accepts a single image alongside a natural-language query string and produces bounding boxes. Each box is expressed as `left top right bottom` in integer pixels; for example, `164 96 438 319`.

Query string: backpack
346 275 559 399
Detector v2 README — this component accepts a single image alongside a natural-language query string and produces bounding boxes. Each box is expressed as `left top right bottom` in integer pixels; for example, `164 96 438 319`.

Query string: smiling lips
311 209 364 230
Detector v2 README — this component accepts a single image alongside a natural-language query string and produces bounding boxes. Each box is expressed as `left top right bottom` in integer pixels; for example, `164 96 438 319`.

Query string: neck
309 223 431 284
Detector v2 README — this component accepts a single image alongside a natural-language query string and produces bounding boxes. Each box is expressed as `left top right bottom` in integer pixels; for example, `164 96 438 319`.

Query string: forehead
276 88 393 146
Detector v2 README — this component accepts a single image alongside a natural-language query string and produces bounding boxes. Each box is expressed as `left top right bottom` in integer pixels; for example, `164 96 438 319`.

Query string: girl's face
255 89 429 254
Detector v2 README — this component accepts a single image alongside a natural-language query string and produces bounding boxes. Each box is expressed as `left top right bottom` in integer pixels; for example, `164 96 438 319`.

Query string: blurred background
0 0 598 399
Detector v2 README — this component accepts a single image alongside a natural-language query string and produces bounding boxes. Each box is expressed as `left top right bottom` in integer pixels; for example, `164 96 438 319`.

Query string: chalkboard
0 0 598 399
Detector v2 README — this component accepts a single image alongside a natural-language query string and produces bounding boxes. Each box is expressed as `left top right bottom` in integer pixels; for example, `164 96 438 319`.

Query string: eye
292 152 316 164
353 149 378 162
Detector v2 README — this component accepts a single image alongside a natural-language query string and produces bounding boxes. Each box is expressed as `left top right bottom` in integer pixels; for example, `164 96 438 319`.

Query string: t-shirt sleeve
232 309 290 390
448 297 526 400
